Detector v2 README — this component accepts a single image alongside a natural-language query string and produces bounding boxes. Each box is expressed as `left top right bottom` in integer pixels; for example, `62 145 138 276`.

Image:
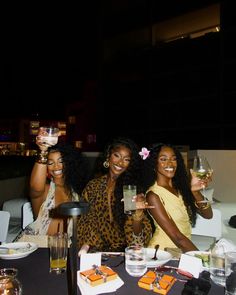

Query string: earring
103 160 109 168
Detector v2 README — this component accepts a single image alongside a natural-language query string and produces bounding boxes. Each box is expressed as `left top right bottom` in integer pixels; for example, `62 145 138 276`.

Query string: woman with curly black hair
142 143 213 253
77 137 152 252
28 140 89 236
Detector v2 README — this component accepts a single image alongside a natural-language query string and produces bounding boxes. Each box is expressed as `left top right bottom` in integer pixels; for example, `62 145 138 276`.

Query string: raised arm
29 140 49 216
190 169 213 219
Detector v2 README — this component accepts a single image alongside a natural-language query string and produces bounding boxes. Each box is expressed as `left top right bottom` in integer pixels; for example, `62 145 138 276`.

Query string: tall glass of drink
123 185 137 215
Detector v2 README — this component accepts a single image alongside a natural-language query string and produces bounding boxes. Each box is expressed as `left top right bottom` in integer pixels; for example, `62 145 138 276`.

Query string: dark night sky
2 2 99 120
2 1 220 120
2 62 87 119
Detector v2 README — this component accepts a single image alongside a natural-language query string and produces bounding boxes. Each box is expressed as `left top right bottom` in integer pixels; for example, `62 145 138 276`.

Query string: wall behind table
189 150 236 203
0 176 29 208
0 156 35 208
82 152 102 179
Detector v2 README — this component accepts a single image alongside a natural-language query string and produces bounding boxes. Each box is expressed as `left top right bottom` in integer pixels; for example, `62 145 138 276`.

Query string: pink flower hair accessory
139 147 150 160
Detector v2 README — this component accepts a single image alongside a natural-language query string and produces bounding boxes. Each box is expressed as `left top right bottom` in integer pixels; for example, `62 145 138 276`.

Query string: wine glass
37 127 59 147
193 155 213 195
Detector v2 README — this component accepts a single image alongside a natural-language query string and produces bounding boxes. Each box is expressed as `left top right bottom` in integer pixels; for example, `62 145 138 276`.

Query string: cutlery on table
152 245 160 260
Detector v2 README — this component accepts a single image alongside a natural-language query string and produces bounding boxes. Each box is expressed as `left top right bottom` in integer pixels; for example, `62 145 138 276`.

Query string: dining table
0 247 225 295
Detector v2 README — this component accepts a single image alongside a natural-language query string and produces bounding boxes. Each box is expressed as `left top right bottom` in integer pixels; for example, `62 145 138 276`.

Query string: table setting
76 245 224 295
0 243 228 295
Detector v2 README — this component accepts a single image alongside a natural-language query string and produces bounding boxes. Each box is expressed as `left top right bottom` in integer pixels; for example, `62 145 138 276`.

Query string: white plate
185 250 210 270
145 248 172 267
0 242 38 260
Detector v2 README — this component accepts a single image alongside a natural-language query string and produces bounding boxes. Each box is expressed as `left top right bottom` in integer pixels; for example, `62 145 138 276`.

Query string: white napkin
215 238 236 253
179 254 202 278
77 271 124 295
80 253 101 271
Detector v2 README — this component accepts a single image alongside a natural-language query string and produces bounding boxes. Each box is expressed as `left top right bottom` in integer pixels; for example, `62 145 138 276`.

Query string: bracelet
194 201 211 210
195 197 209 204
36 150 48 164
132 211 144 222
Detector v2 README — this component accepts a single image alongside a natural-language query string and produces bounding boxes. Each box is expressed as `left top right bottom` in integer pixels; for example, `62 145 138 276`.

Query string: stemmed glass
193 155 213 196
37 127 59 147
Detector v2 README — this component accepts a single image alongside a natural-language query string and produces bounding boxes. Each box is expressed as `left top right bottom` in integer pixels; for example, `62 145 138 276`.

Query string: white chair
0 210 10 244
22 202 34 229
2 198 28 242
191 208 222 251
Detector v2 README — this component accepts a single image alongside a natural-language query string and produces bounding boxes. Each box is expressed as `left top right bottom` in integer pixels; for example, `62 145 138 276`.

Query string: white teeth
114 165 122 171
165 167 174 172
54 170 62 175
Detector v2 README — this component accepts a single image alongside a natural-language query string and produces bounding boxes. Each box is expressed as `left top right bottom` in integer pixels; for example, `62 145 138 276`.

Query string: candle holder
57 201 89 295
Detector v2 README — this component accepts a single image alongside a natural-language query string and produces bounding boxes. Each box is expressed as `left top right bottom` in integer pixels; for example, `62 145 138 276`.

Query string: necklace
107 183 115 223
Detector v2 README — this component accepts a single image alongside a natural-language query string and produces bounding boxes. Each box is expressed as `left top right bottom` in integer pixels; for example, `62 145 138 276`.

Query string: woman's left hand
190 169 212 192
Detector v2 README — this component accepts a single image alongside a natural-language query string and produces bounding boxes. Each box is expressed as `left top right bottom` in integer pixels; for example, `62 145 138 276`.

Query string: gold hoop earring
103 160 109 168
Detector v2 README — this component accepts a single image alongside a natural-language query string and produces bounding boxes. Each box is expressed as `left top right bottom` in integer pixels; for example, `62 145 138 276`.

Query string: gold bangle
196 197 209 204
194 201 211 210
36 150 48 164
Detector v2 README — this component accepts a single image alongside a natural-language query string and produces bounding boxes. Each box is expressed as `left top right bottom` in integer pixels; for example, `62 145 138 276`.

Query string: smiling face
108 145 132 178
47 151 64 183
156 146 177 178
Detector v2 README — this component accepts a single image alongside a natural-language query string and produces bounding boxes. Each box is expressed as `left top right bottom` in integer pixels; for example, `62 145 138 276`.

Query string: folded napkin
77 271 124 295
215 238 236 254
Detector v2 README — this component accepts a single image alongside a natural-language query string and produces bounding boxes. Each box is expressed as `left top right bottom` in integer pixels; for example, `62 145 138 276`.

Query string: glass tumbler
125 245 147 277
0 268 22 295
225 251 236 295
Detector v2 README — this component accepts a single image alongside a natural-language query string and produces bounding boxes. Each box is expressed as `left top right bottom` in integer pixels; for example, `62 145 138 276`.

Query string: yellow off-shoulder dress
148 183 191 250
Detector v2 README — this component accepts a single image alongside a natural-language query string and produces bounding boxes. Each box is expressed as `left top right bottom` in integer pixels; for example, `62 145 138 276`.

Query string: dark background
2 2 99 119
2 1 235 150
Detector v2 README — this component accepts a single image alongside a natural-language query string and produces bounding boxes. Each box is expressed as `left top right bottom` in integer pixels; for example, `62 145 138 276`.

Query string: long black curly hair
142 143 197 226
102 137 143 230
48 143 90 198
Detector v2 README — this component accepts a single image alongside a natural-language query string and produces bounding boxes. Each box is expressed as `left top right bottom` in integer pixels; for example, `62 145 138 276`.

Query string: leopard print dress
77 175 152 252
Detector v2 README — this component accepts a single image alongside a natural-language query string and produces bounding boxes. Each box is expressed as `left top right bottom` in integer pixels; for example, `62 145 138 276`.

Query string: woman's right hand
36 136 49 151
78 244 90 257
36 136 51 151
133 193 155 210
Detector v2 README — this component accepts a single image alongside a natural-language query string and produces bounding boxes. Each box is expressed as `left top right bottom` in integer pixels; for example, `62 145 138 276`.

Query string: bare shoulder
146 191 161 205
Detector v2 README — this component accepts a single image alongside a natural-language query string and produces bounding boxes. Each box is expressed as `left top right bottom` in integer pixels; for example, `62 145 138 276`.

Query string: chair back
2 198 28 242
2 198 28 218
0 210 10 243
22 202 34 229
191 208 222 250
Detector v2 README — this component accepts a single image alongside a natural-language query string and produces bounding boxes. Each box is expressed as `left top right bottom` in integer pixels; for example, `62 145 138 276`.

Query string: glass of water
225 251 236 295
123 185 137 215
125 245 147 277
210 244 225 286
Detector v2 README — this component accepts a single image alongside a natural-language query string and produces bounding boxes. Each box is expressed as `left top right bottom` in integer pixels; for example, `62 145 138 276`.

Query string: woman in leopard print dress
77 137 152 252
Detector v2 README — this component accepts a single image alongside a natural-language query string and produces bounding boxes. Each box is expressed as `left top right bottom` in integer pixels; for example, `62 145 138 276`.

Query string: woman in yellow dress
142 143 213 253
